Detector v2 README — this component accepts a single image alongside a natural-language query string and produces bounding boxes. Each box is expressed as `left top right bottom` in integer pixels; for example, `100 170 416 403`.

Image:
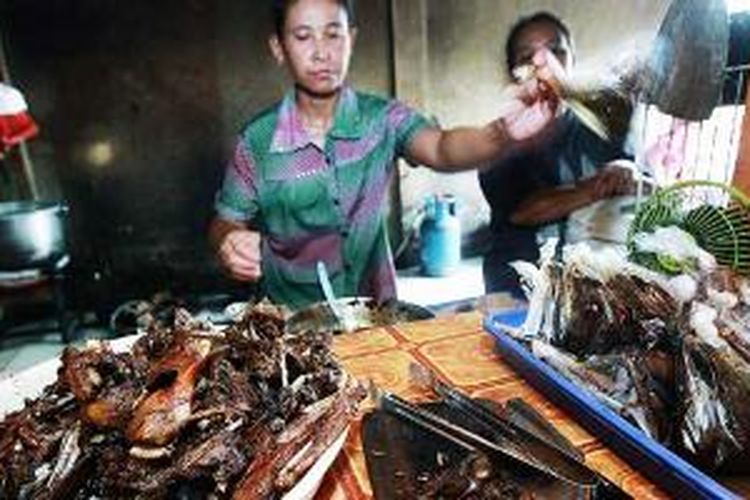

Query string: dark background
723 11 750 104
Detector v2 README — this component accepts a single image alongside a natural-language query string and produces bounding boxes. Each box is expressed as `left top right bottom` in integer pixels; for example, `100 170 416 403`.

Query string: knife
409 363 597 485
369 381 599 488
505 397 584 462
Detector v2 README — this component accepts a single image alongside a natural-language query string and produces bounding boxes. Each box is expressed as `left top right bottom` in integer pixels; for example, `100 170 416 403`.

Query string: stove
0 254 76 342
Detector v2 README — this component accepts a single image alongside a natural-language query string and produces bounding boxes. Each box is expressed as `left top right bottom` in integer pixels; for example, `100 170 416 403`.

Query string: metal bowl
0 201 68 271
287 297 434 335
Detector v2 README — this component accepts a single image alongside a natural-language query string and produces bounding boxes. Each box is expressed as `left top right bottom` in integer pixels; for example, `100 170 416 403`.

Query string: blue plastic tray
484 309 742 500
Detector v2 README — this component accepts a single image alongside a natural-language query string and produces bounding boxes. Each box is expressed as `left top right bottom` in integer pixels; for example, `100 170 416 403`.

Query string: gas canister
419 194 461 277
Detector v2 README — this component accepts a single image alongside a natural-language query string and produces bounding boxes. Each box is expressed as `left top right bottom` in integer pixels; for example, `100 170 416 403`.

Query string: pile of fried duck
514 241 750 473
0 302 364 499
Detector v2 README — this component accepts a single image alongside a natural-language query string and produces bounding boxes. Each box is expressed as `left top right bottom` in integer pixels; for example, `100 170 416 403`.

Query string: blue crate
484 309 742 500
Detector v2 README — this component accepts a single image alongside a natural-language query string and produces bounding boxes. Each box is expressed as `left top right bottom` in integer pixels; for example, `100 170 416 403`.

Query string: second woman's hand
591 163 636 200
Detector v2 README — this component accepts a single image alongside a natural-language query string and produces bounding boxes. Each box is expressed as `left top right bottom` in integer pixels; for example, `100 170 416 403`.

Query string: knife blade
369 382 599 488
408 363 597 486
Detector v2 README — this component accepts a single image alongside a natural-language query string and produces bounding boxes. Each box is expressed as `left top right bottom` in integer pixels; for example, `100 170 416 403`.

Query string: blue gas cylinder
419 194 461 276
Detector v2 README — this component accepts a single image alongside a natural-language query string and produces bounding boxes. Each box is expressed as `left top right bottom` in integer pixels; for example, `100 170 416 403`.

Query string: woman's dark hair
505 11 572 77
272 0 356 36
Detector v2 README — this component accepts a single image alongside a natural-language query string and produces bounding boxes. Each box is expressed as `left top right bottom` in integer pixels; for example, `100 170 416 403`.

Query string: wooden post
389 0 429 110
732 76 750 196
389 0 430 264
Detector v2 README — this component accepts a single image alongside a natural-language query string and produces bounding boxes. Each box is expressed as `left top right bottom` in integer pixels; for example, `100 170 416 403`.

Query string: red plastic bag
0 83 38 154
0 111 38 152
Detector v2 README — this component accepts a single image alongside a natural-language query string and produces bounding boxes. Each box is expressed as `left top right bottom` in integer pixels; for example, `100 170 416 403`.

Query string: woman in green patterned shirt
210 0 560 309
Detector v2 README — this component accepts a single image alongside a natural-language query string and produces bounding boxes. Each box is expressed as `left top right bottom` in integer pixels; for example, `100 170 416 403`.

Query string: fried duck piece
61 344 144 429
61 344 110 402
103 419 253 496
232 374 364 499
223 305 288 379
82 381 143 429
126 335 213 446
0 383 79 499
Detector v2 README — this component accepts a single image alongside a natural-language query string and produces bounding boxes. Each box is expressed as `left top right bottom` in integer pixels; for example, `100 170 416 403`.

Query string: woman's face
511 20 573 79
271 0 355 98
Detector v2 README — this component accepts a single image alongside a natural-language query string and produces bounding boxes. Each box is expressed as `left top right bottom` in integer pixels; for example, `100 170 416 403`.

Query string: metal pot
0 201 68 271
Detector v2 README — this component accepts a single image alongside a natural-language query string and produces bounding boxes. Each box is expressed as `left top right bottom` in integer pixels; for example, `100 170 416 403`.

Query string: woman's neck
295 86 340 146
296 86 339 123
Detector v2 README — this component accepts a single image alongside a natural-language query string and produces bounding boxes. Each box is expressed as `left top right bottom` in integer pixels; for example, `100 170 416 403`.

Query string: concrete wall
394 0 671 258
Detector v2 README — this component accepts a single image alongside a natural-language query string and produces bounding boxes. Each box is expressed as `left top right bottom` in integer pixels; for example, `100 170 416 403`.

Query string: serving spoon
316 261 358 333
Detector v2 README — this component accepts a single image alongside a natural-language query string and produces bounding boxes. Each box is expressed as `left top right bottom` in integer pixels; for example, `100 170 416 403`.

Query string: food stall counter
316 310 672 499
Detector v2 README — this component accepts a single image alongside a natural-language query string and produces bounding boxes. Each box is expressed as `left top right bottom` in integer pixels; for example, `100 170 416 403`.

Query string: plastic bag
532 340 670 442
0 83 38 154
679 333 750 471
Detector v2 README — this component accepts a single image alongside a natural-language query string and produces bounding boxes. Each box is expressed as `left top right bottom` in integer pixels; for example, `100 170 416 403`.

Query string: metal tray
361 401 608 499
484 309 742 500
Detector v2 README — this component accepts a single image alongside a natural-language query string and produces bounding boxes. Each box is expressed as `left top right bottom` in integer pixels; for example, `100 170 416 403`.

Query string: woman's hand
218 229 262 281
498 48 563 142
496 79 559 142
216 227 262 282
403 47 559 171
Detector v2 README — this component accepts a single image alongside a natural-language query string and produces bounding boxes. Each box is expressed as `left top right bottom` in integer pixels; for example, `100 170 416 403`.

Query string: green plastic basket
627 180 750 274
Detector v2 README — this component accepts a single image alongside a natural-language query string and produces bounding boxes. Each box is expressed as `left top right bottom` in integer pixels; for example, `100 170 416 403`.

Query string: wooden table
314 311 670 499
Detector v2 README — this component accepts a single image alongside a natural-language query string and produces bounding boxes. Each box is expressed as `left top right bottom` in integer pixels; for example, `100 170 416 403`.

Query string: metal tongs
370 364 601 490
